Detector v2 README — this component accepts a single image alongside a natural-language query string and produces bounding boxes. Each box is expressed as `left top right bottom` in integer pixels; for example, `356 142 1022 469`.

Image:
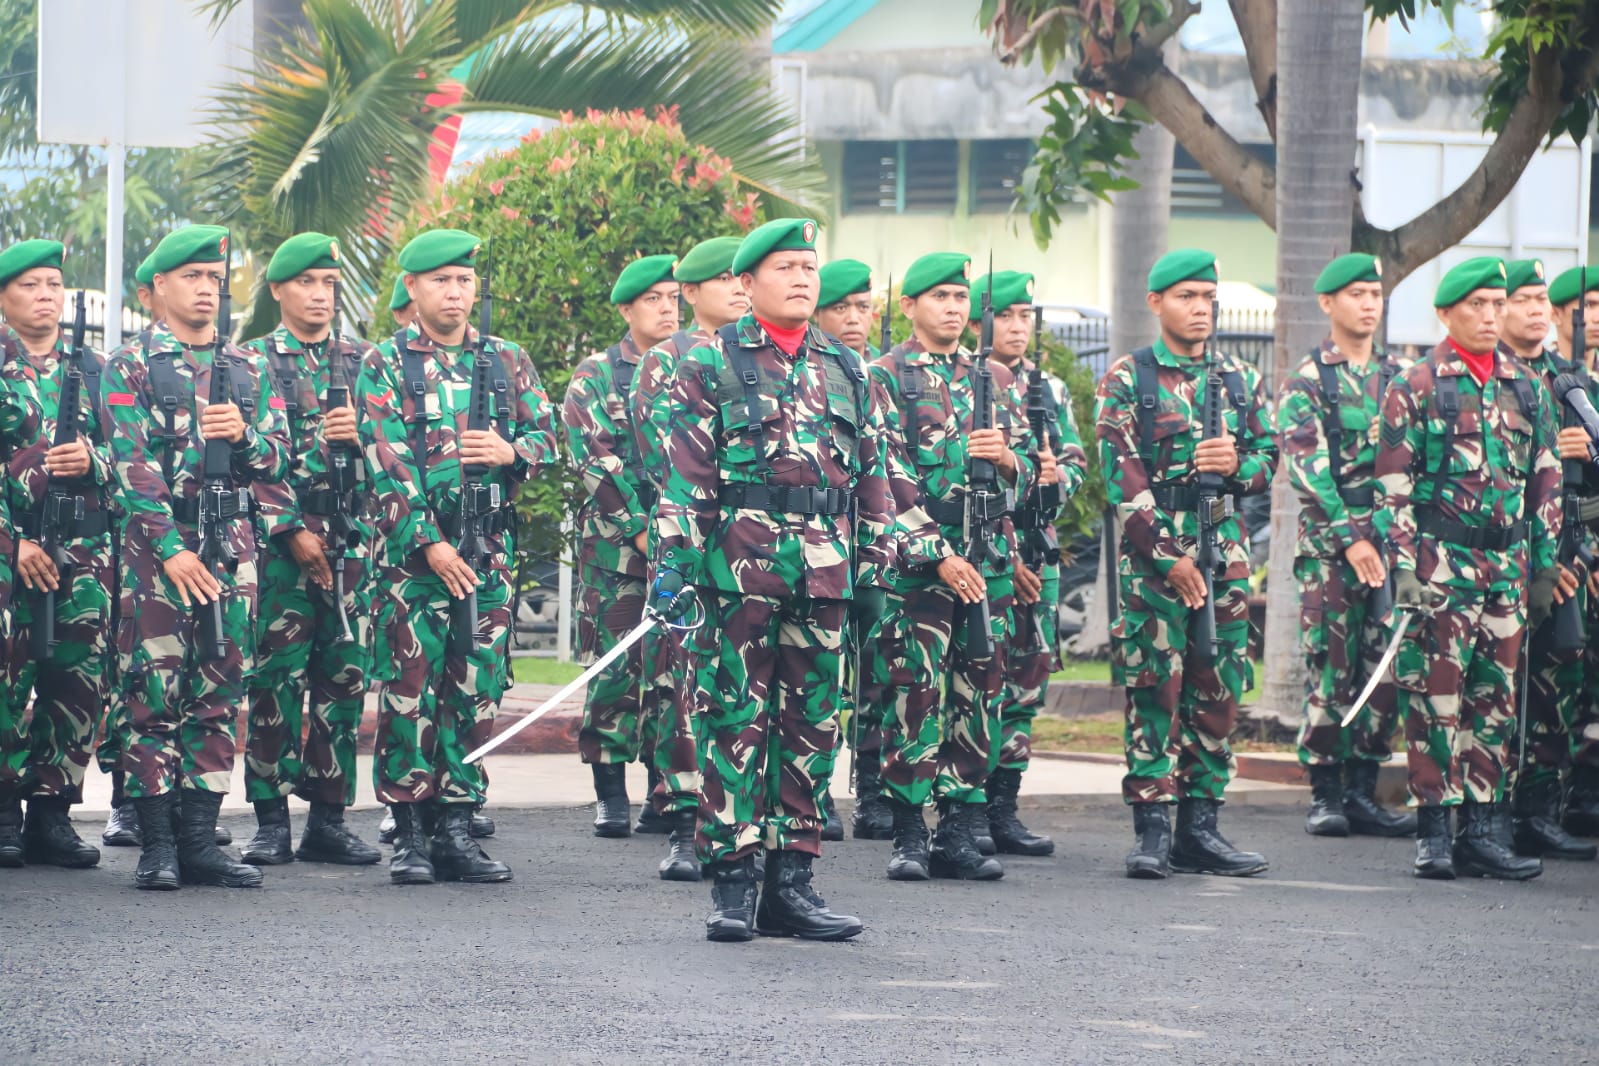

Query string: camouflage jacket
1277 338 1410 559
242 325 377 541
101 323 291 563
1521 345 1599 500
0 326 111 545
1095 339 1276 579
358 322 559 570
1375 341 1560 590
632 324 714 488
654 313 897 599
563 332 655 577
868 339 1037 578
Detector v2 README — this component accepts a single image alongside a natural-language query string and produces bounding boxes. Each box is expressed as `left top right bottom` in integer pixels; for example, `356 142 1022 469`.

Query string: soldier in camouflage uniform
816 259 881 361
653 217 893 943
359 228 559 886
1544 265 1599 839
1096 249 1274 880
870 253 1036 883
390 276 415 331
975 270 1087 857
1277 253 1416 840
630 235 747 879
236 232 382 868
564 253 678 838
101 224 292 890
0 241 88 868
1495 260 1597 860
1375 256 1565 881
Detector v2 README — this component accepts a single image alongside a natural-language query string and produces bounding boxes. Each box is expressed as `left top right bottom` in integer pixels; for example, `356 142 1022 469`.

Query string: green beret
902 253 971 299
146 225 229 277
732 218 819 276
389 275 412 311
134 252 158 287
674 237 742 285
1434 257 1507 308
968 271 1036 320
1314 253 1382 295
1548 266 1599 307
0 239 65 287
397 228 481 275
817 259 873 307
1503 258 1546 294
611 254 679 305
266 232 341 283
1147 248 1217 293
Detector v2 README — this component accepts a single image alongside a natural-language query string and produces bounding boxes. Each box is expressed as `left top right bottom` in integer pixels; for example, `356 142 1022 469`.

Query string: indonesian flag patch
106 392 136 407
269 396 287 411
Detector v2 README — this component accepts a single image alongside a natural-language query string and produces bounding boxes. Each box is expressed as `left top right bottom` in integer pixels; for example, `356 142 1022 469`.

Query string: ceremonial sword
1340 609 1414 728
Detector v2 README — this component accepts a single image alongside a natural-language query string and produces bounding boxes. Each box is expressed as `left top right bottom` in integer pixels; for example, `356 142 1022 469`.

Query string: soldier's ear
1144 291 1161 316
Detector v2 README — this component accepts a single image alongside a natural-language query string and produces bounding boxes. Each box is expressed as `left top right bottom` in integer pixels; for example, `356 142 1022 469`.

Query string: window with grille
841 140 960 214
970 139 1032 213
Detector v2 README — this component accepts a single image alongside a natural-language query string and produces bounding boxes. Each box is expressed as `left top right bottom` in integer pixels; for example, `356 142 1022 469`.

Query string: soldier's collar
1318 337 1351 365
1151 337 1198 367
616 333 643 363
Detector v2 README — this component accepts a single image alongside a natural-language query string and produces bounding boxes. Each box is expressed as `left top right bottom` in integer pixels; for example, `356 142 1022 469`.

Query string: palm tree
195 0 824 336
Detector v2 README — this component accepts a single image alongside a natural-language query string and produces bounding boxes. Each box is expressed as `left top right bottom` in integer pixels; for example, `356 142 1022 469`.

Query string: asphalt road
1 801 1594 1065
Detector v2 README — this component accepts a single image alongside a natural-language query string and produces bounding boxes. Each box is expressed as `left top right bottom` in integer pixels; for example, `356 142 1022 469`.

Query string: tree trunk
1256 0 1365 723
1074 48 1177 659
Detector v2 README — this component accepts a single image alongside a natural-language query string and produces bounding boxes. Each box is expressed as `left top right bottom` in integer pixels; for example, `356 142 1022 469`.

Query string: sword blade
1340 610 1413 729
464 612 661 764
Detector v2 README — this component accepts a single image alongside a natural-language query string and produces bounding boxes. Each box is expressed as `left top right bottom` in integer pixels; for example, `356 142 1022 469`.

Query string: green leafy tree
384 107 766 580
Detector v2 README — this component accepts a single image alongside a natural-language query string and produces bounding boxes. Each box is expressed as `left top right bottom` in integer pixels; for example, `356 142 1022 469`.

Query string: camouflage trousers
576 562 647 765
847 608 894 757
1112 563 1248 804
640 618 699 815
879 574 1014 808
0 538 113 801
1293 555 1399 766
117 531 259 799
691 590 844 863
245 538 371 806
1394 585 1524 806
998 563 1060 773
369 554 511 805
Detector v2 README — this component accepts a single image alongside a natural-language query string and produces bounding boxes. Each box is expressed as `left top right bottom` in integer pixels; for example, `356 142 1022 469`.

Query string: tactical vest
1130 345 1246 470
1309 346 1399 509
603 343 655 505
1421 352 1539 506
144 330 256 490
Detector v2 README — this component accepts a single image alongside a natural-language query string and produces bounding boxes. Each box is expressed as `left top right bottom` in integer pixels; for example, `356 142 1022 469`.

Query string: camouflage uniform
0 327 114 805
654 313 899 864
359 322 558 806
1096 339 1276 804
100 324 291 798
1278 338 1407 767
1375 342 1560 807
241 325 376 806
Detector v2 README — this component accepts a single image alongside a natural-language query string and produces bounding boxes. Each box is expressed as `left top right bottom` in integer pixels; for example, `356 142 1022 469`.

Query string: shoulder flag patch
106 392 136 407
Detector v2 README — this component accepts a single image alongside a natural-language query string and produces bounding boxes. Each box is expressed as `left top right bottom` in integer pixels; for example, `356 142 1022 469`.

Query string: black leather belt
15 506 111 540
1338 485 1377 508
719 483 851 516
1417 511 1526 551
171 490 250 525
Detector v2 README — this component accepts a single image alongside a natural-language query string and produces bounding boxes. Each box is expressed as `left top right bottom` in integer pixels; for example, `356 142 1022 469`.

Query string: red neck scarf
757 316 806 356
1447 337 1495 386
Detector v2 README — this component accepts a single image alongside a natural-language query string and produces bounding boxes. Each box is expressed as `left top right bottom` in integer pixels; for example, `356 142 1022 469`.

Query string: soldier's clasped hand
201 402 247 444
967 428 1015 475
1192 433 1239 476
15 538 59 592
1164 556 1208 609
1036 444 1058 486
285 529 334 591
163 549 224 607
936 555 986 604
1013 555 1044 604
459 429 515 467
1344 538 1387 588
322 405 358 445
423 541 480 600
43 438 90 479
1556 425 1593 463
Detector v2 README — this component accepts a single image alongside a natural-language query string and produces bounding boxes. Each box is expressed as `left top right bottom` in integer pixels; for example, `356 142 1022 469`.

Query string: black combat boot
658 809 701 882
821 789 845 842
378 807 397 844
705 855 758 942
1453 801 1542 880
885 798 930 881
388 802 435 885
591 763 631 838
754 850 864 941
240 796 294 865
23 795 100 868
131 793 180 890
1343 760 1416 837
970 803 995 856
1170 797 1268 877
296 801 382 865
0 794 23 867
929 800 1004 881
469 803 496 838
1562 764 1599 837
1304 763 1350 837
635 765 671 834
430 804 512 883
1125 803 1172 879
176 789 263 888
102 769 142 847
987 767 1054 856
1413 805 1455 879
850 753 894 840
1514 775 1598 860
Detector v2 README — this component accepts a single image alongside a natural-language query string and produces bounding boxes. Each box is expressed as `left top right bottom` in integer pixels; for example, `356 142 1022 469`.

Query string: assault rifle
879 274 892 357
29 290 88 660
196 237 237 662
1191 297 1229 665
452 243 502 656
1553 265 1591 650
962 263 1007 659
324 280 359 644
1014 308 1056 654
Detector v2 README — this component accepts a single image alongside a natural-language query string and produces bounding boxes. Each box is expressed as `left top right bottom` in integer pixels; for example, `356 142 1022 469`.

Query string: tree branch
997 8 1069 64
1227 0 1278 140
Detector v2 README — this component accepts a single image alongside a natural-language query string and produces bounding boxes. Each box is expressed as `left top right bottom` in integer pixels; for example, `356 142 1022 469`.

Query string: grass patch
510 656 587 686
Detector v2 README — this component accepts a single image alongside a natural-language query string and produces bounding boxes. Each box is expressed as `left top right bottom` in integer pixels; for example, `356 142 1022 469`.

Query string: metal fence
1049 308 1277 385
